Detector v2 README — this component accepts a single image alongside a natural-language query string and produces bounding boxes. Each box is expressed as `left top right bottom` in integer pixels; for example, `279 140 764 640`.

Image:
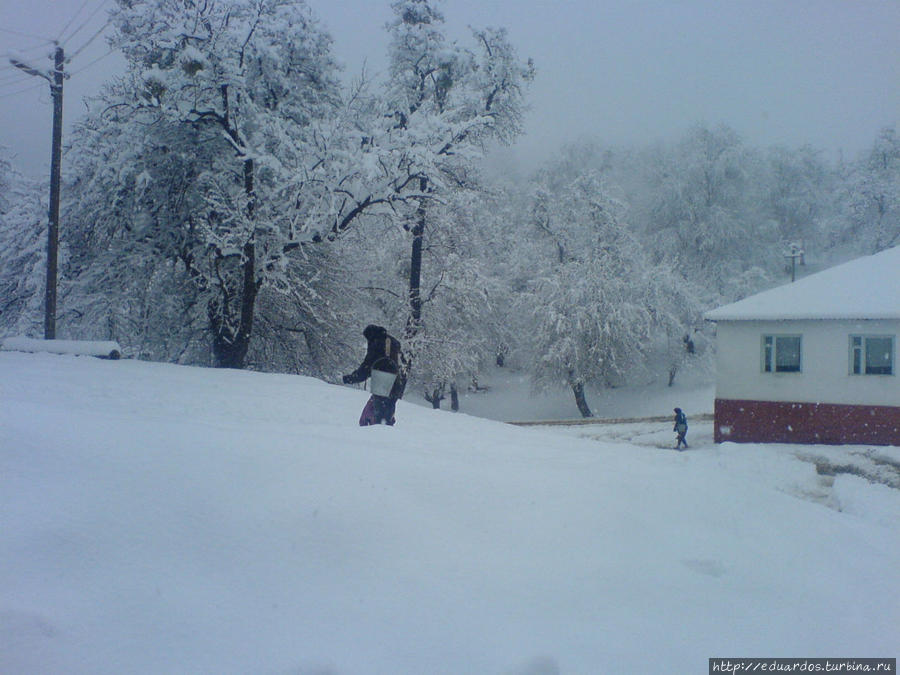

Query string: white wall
713 319 900 407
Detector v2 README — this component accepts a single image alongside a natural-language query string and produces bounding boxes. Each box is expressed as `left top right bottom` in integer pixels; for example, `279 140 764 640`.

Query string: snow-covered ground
2 351 898 674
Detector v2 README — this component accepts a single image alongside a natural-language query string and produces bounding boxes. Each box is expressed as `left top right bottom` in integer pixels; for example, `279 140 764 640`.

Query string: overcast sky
1 0 898 178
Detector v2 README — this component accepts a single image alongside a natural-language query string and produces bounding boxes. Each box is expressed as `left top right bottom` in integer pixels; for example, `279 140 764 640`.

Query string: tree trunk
424 382 444 409
572 381 592 418
211 241 259 368
450 382 459 411
402 177 428 383
211 158 258 369
406 177 427 333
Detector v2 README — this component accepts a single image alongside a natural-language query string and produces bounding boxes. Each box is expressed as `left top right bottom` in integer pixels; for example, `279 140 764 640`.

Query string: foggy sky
1 0 898 178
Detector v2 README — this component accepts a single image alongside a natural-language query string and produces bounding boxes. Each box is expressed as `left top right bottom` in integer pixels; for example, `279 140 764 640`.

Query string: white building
704 247 900 446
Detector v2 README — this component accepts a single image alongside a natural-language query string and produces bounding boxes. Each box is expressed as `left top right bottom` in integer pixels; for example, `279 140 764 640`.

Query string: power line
60 0 112 46
0 26 54 42
1 0 111 64
0 79 46 100
67 19 112 61
2 1 116 102
56 0 93 44
0 72 34 87
67 47 117 76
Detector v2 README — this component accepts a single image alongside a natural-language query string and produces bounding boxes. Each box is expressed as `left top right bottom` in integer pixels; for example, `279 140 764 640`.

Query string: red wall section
714 399 900 446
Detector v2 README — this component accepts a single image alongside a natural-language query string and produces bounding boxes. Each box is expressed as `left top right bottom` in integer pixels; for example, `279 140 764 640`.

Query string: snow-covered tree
763 144 830 255
841 126 900 254
374 0 534 375
403 192 508 408
637 124 776 302
65 0 346 367
245 239 370 376
519 170 699 417
0 150 45 338
332 185 505 409
62 118 209 359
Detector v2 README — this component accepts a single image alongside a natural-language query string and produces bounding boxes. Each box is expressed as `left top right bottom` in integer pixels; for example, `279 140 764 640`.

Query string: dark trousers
372 395 397 425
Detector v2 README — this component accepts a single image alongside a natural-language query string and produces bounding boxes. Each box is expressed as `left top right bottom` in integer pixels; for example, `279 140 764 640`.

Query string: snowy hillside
2 352 898 674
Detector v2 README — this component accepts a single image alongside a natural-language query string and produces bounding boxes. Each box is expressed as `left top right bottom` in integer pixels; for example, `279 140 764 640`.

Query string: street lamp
783 242 804 283
10 45 66 339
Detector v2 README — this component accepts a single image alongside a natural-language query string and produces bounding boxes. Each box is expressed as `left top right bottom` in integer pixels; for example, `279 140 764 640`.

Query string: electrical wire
0 8 118 105
67 19 112 61
3 0 111 73
0 0 114 106
59 0 112 46
0 71 36 86
0 79 46 99
56 0 92 43
0 26 53 42
67 46 117 76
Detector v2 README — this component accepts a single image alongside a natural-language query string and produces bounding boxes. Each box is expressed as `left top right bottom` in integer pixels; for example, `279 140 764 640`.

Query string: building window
850 335 894 375
762 335 802 373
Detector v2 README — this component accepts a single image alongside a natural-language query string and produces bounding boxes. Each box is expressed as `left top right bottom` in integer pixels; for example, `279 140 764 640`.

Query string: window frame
762 334 803 373
849 334 895 376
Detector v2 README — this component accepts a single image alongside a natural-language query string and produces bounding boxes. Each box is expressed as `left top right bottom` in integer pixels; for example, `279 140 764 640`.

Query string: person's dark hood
363 324 387 341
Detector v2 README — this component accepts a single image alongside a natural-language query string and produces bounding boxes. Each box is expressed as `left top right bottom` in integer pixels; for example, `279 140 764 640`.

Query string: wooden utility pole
46 45 64 339
10 45 65 339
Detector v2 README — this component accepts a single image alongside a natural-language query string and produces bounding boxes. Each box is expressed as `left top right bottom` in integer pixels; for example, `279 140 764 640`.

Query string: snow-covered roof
704 246 900 321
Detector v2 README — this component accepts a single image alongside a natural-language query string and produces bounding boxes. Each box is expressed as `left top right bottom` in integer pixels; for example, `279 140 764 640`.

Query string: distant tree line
1 0 897 416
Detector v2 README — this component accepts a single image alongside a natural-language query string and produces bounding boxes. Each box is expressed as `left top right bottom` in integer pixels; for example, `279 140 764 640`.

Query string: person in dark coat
673 407 689 449
343 325 406 425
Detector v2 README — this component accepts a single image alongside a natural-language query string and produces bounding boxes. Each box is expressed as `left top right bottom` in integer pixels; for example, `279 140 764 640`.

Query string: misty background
2 0 898 177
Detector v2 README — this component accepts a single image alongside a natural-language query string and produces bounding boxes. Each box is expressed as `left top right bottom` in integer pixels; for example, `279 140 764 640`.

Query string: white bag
370 368 397 397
